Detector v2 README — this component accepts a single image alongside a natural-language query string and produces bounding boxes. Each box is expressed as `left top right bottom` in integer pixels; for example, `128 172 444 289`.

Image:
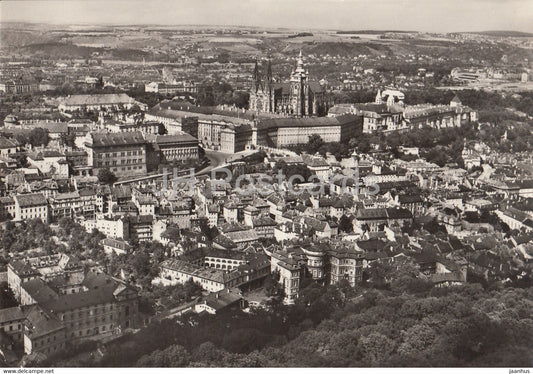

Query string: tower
265 57 273 112
386 94 395 109
375 89 383 104
450 94 462 108
290 50 309 116
249 51 325 117
252 59 261 93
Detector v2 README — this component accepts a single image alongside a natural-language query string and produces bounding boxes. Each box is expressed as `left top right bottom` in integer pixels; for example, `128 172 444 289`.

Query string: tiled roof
430 272 464 284
0 137 18 149
225 229 259 243
25 306 65 339
101 238 131 251
22 272 136 313
199 290 242 311
252 216 277 227
14 193 47 207
0 306 25 324
53 191 80 201
155 133 198 144
89 131 146 148
61 93 135 106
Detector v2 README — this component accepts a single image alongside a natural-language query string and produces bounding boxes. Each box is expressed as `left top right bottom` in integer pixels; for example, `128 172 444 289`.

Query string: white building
14 193 49 222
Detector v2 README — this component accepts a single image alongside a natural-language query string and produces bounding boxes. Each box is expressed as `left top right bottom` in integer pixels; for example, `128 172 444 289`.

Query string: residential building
153 133 199 162
13 193 49 222
84 132 147 177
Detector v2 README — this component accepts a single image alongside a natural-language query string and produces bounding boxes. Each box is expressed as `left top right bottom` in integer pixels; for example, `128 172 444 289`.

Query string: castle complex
248 52 327 117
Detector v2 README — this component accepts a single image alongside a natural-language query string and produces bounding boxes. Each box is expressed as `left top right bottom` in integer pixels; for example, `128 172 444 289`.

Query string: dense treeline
65 284 533 368
48 258 532 368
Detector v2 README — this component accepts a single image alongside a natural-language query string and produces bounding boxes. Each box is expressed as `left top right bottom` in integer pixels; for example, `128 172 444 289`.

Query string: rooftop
14 193 47 207
89 131 146 148
61 93 135 107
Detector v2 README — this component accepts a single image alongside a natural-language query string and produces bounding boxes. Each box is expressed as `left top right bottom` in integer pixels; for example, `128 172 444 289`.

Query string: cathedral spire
266 57 273 85
296 50 305 73
252 59 261 92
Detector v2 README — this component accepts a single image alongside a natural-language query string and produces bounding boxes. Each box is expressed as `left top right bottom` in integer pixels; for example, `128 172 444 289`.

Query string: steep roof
0 137 18 149
15 193 47 207
25 306 65 339
450 95 462 104
25 273 136 313
199 290 242 311
89 131 146 148
0 306 25 324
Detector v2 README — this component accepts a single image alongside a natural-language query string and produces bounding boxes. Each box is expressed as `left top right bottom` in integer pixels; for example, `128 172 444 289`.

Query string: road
198 149 257 175
113 149 259 186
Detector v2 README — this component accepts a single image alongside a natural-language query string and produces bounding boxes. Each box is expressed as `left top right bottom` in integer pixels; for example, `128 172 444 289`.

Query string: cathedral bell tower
266 57 273 112
290 50 309 117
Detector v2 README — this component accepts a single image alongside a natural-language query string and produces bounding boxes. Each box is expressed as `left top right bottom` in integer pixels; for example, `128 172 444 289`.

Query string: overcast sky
1 0 532 33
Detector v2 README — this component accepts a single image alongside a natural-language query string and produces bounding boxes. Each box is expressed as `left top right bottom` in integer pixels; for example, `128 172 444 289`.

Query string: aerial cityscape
0 0 532 370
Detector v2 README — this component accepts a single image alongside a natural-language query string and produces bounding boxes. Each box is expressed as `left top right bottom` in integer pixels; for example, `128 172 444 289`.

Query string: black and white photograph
0 0 532 371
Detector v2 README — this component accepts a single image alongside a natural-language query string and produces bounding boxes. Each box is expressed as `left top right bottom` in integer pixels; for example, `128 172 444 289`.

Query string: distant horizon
1 0 532 34
1 21 532 36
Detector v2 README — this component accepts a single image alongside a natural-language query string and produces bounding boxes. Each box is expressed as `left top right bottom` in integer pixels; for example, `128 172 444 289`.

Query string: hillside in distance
469 30 533 37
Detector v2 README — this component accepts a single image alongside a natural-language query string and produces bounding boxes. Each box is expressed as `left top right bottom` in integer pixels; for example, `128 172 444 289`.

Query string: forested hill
49 270 532 367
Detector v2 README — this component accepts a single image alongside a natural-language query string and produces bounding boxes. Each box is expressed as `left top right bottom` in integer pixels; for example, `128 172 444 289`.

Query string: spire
252 59 261 92
295 50 305 74
266 57 272 85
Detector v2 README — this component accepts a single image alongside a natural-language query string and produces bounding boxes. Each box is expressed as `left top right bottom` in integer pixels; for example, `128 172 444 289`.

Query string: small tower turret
375 89 383 104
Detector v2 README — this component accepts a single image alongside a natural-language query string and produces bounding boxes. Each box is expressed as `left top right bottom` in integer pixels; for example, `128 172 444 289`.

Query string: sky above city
1 0 532 33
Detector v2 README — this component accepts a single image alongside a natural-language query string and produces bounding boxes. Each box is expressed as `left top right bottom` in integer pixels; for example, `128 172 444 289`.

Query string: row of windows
206 258 242 264
2 323 22 332
21 213 47 219
62 309 114 321
98 151 143 158
61 304 114 318
66 314 114 327
100 158 144 167
163 149 197 154
34 333 61 348
35 342 65 355
107 165 145 172
22 207 46 212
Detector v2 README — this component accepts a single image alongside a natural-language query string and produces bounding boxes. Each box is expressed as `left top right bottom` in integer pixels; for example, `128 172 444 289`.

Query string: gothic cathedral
249 51 327 117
